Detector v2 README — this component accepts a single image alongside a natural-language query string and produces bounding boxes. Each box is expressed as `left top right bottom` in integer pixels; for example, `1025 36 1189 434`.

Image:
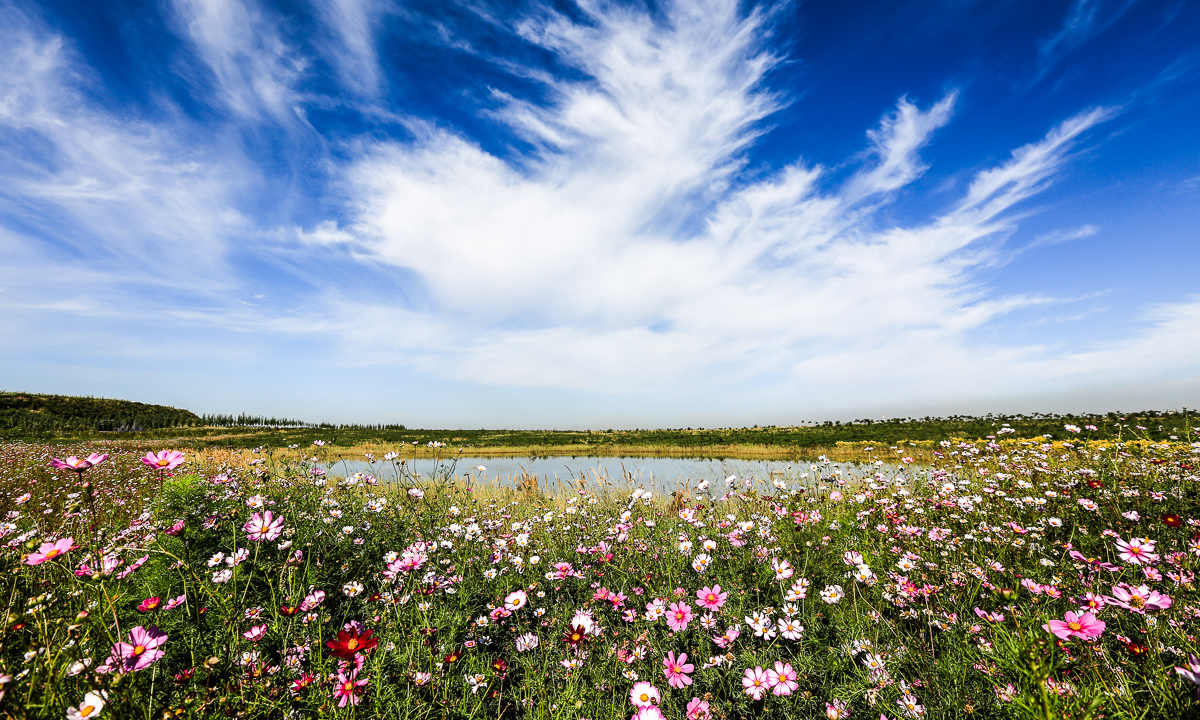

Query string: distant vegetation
1 392 1195 451
0 392 202 434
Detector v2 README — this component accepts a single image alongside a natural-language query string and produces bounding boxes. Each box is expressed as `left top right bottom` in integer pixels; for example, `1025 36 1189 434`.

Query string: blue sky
1 0 1198 428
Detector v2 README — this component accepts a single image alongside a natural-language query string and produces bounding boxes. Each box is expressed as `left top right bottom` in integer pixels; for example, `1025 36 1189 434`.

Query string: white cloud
171 0 308 121
333 0 1130 399
314 0 385 98
0 12 244 282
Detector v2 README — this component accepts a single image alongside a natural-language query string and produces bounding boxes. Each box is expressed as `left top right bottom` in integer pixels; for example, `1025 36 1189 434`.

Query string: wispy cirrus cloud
171 0 308 122
317 0 1138 402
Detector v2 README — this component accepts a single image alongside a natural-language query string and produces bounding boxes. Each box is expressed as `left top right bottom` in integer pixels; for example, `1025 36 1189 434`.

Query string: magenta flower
165 519 186 536
767 661 799 696
1043 611 1105 641
112 625 168 672
686 698 712 720
244 511 284 542
633 708 667 720
695 585 727 611
243 624 267 642
1110 583 1172 614
137 597 162 613
663 651 694 689
141 450 186 471
332 669 368 707
1114 537 1159 565
1175 654 1200 698
630 681 661 708
164 595 186 611
49 456 92 471
25 537 74 565
666 601 693 632
1068 550 1119 572
742 666 770 700
86 453 109 465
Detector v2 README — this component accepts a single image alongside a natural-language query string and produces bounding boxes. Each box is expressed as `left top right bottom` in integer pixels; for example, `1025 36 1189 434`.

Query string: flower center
134 644 146 656
45 549 60 559
347 638 359 650
640 694 650 702
1067 621 1082 631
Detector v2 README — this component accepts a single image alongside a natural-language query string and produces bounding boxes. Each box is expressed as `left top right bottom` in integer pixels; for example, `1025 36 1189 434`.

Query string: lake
319 454 918 494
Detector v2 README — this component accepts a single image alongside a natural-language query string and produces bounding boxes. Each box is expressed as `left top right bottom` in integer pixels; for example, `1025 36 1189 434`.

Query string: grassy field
3 392 1194 459
3 424 1200 719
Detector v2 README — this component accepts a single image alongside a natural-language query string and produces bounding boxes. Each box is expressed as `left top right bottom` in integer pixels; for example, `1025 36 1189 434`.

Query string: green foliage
0 393 202 436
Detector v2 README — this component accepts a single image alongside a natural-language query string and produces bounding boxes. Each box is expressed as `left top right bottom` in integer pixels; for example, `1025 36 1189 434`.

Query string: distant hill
0 392 202 435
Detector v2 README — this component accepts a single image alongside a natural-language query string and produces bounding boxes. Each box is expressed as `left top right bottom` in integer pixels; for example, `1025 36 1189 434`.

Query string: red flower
326 628 378 659
562 624 589 647
279 605 298 616
1162 514 1183 528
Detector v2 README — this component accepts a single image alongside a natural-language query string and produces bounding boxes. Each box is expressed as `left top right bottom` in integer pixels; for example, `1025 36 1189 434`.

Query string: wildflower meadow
3 425 1200 719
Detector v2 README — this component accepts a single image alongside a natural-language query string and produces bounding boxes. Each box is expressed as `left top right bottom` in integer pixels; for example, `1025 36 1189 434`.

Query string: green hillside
0 392 202 435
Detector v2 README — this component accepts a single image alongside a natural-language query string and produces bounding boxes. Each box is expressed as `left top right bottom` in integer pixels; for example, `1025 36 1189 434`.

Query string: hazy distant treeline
0 393 405 438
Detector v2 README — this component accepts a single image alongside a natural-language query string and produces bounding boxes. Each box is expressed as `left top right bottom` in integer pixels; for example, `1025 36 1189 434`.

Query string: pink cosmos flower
243 624 268 642
1068 550 1119 572
743 666 770 700
50 456 92 471
663 651 694 689
1114 537 1159 565
26 537 75 566
244 511 284 542
630 681 661 707
633 708 667 720
112 625 168 672
825 699 850 719
165 519 186 536
1175 654 1200 698
696 585 728 611
1043 611 1105 641
666 602 693 632
842 551 864 566
1110 584 1172 614
300 590 326 611
164 595 186 611
141 450 186 471
686 698 712 720
504 590 528 611
332 669 368 707
973 607 1004 623
713 625 740 649
515 633 539 652
137 597 162 613
767 661 799 696
686 696 710 720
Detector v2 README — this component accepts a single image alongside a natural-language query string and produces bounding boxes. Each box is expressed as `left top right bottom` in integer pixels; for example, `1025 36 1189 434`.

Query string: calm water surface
321 455 915 494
